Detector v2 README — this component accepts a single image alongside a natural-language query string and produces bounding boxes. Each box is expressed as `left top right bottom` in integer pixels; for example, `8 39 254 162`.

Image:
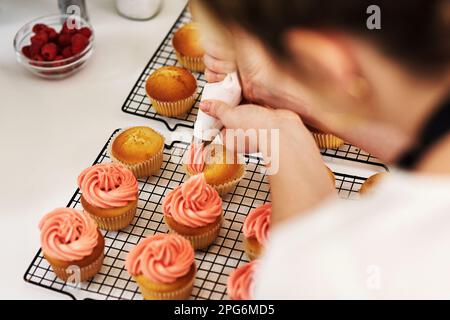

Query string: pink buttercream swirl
243 203 272 245
39 208 99 261
77 163 138 209
185 143 205 174
162 174 222 228
227 260 259 300
125 234 195 284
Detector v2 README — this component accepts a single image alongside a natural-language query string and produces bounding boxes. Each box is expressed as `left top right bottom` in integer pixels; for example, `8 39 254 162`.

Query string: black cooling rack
121 7 205 131
24 130 387 300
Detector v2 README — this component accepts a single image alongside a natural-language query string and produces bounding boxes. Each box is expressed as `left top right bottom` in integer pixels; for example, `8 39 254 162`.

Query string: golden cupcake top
111 126 164 164
172 22 205 57
360 172 388 195
146 66 197 102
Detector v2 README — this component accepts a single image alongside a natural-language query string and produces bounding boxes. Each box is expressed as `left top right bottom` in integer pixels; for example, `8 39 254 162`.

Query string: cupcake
78 163 139 231
172 22 205 72
360 172 388 195
39 208 104 282
308 126 344 149
126 234 196 300
162 174 223 249
145 66 197 117
109 126 165 178
243 204 271 260
326 166 336 186
227 260 259 300
185 143 246 196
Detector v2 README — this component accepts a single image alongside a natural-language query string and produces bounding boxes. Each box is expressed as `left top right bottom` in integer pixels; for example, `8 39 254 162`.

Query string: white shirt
255 172 450 299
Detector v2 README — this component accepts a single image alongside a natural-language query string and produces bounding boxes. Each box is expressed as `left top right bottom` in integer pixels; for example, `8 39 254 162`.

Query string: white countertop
0 0 189 299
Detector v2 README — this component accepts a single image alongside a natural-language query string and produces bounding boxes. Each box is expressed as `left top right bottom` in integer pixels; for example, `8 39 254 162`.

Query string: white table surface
0 0 190 299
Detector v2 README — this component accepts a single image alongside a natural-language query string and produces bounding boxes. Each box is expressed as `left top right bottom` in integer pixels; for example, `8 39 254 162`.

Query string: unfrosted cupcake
185 143 246 196
227 260 259 300
326 166 336 186
126 234 196 300
109 126 164 178
145 66 197 117
360 172 388 195
308 126 344 149
162 174 223 249
39 208 104 282
78 163 138 231
243 204 271 260
172 22 205 72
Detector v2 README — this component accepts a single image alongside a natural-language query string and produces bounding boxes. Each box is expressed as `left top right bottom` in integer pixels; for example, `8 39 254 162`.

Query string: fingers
205 69 227 83
203 54 236 74
199 100 235 128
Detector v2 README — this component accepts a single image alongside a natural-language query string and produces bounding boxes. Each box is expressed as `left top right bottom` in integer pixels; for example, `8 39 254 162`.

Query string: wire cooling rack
121 7 205 131
24 130 387 300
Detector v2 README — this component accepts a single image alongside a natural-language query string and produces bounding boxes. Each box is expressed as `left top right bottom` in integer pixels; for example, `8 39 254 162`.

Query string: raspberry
54 55 64 61
21 45 32 58
71 34 89 54
78 27 92 39
61 21 77 34
30 42 44 56
41 43 58 61
46 27 58 41
31 31 49 45
32 54 44 62
61 46 73 58
32 23 48 34
58 34 72 47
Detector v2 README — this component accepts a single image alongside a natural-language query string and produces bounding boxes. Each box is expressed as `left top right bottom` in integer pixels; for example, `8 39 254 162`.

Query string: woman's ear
284 29 370 100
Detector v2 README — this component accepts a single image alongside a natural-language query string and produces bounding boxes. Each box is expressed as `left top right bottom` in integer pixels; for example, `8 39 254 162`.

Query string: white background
0 0 189 299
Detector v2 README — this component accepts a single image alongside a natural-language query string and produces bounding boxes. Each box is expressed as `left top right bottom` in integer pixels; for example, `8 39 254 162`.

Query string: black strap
397 95 450 169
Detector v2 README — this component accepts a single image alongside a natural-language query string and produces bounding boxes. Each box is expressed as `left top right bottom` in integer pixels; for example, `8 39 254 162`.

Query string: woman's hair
198 0 449 75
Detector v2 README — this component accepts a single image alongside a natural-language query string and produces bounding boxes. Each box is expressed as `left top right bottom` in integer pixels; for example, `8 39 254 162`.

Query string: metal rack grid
121 7 205 131
23 130 386 300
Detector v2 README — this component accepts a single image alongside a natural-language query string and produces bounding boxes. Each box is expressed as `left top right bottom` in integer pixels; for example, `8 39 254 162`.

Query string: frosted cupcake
243 204 271 260
227 260 259 300
126 234 196 300
172 23 205 72
39 208 104 282
78 163 139 231
109 126 165 178
162 174 223 249
185 143 246 196
145 66 197 117
308 126 344 149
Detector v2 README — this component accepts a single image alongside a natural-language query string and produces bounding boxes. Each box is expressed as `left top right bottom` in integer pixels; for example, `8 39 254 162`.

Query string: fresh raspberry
78 27 92 39
31 31 49 45
71 34 89 54
30 42 44 56
61 46 73 58
41 43 58 61
58 34 72 47
54 55 64 61
61 21 77 34
32 23 49 34
46 27 58 41
32 54 44 62
21 45 32 58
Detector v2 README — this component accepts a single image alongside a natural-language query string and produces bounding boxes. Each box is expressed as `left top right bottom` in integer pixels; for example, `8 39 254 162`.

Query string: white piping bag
193 72 242 142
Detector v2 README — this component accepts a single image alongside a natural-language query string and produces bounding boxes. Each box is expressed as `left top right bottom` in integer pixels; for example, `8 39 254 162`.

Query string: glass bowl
13 14 95 79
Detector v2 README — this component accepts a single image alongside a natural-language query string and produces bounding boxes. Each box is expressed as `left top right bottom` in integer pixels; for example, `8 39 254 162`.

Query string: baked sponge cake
243 204 271 261
145 66 197 117
360 172 388 195
109 126 165 178
172 22 205 72
185 143 246 196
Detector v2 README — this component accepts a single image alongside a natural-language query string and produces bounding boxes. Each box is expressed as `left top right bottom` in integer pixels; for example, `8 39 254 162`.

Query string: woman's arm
199 100 337 226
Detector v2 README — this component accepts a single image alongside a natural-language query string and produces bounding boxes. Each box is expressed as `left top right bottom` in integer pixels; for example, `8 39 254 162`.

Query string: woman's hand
199 100 337 226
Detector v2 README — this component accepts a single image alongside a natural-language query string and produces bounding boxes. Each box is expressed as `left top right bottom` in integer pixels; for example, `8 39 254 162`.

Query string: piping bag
192 72 242 145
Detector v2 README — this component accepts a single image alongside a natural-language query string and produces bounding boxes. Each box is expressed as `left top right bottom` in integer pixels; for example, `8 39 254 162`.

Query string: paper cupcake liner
135 268 196 300
175 51 205 72
184 163 246 197
165 216 223 250
311 132 345 149
148 94 196 117
84 201 137 231
243 238 262 261
49 251 104 283
108 129 165 178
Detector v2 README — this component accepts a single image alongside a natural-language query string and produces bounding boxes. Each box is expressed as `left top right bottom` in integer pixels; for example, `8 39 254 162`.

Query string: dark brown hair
198 0 450 75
